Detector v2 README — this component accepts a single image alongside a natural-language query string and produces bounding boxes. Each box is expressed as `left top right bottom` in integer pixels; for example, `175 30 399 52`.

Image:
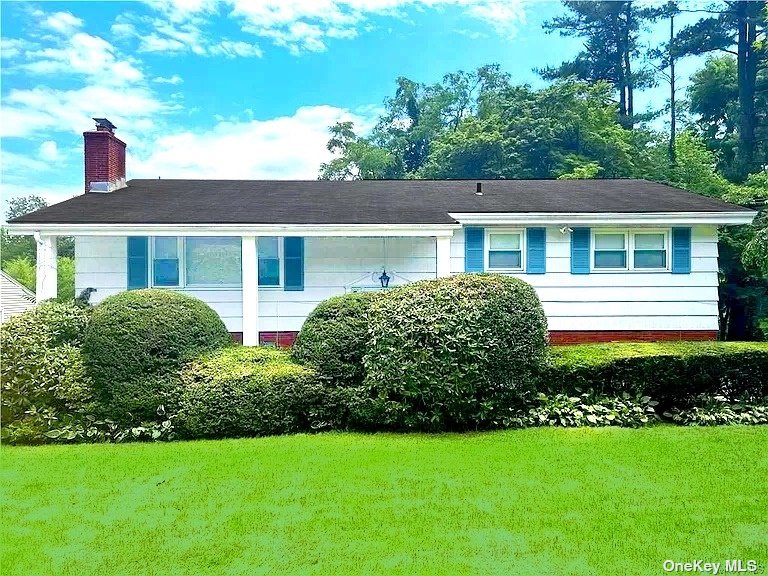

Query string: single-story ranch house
8 119 757 345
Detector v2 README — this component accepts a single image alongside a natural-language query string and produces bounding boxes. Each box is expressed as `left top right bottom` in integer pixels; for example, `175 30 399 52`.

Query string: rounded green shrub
176 346 348 438
292 291 379 386
363 273 548 431
83 289 231 422
0 303 94 444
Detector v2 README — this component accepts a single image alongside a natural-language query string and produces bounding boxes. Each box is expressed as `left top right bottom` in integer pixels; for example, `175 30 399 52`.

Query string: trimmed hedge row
176 346 370 438
543 342 768 408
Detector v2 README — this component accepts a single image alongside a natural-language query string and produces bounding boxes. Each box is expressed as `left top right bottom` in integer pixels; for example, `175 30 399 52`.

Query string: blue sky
1 0 709 214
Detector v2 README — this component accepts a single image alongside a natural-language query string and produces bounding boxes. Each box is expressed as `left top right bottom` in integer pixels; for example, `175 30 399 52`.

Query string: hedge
292 291 379 386
363 273 548 431
176 346 363 438
543 342 768 408
83 289 231 422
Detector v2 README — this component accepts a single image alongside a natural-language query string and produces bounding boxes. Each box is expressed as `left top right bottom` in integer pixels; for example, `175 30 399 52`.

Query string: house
7 119 757 345
0 270 36 323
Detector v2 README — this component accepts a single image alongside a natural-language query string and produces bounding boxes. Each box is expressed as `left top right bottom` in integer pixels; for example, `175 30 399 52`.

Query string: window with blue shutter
127 236 148 289
152 237 180 286
284 237 304 291
464 227 484 272
571 228 591 274
672 227 691 274
526 228 546 274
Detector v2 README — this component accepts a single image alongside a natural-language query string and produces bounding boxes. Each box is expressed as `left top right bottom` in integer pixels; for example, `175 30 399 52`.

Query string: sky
0 0 712 214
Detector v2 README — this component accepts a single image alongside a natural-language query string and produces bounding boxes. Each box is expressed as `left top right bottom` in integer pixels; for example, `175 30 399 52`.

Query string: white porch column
436 235 451 278
35 234 58 302
241 236 259 346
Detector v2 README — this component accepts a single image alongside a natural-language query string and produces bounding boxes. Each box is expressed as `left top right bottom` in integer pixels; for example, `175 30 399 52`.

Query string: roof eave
448 211 758 226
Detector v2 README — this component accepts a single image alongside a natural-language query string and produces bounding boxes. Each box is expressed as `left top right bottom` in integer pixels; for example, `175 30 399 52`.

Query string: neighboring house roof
0 271 35 323
8 178 753 226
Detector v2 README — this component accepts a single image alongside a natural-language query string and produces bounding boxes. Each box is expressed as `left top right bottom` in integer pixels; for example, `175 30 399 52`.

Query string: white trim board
6 223 460 237
449 211 757 226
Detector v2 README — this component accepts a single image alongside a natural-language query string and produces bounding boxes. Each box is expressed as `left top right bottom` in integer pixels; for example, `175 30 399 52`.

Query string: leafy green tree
0 256 75 302
1 195 74 265
319 122 396 180
675 1 767 179
538 1 658 128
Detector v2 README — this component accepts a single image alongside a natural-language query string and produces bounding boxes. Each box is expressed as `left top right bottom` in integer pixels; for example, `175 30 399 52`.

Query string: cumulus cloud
130 0 526 56
153 74 184 84
132 105 376 180
41 11 84 34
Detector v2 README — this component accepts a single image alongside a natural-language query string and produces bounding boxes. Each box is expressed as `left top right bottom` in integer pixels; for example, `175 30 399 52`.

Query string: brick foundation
229 331 299 347
548 330 719 345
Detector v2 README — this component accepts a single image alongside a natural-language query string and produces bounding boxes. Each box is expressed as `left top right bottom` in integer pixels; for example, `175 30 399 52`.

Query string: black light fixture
379 269 391 288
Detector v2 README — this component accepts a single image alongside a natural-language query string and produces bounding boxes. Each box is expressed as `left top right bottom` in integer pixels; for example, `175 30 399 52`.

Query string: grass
2 427 767 576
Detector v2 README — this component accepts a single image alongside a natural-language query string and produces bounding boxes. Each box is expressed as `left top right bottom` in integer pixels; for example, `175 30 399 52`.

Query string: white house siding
75 236 438 333
451 225 720 332
0 271 36 323
75 227 719 334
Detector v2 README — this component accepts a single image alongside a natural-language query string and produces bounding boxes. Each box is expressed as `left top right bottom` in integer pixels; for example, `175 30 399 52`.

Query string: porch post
241 236 259 346
35 234 58 302
436 235 451 278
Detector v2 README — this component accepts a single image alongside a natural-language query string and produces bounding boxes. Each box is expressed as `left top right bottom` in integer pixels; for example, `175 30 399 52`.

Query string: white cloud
38 141 60 162
1 84 174 139
129 0 526 56
153 74 184 84
0 182 82 213
208 40 262 58
132 105 376 179
41 11 84 34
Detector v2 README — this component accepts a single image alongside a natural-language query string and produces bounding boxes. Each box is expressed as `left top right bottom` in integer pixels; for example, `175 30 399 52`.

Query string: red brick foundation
232 330 718 347
548 330 718 345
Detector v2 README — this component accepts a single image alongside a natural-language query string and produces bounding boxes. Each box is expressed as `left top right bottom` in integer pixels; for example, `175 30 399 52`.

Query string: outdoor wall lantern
378 269 391 288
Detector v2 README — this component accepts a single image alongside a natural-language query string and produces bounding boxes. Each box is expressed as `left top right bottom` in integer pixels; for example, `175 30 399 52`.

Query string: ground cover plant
2 427 766 576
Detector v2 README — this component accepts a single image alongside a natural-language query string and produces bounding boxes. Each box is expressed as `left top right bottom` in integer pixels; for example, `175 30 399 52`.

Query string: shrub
0 302 94 444
520 392 659 428
664 397 768 426
83 289 231 422
292 291 379 386
543 342 768 408
176 346 353 438
363 273 548 431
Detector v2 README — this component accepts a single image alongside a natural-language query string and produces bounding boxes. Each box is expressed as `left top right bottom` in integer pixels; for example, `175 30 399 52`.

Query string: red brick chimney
83 118 127 193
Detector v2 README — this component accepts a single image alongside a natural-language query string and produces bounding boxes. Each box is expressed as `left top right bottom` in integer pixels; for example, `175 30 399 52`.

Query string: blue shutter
283 237 304 291
672 227 691 274
464 227 484 272
571 228 591 274
127 236 148 289
526 227 546 274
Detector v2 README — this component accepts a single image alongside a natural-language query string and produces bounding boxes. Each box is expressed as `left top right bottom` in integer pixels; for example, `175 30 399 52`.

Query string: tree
538 1 657 128
676 1 767 179
319 122 396 180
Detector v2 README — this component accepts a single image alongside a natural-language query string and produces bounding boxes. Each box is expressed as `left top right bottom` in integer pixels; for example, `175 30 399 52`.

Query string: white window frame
257 237 283 289
591 228 671 272
484 228 525 273
148 236 246 289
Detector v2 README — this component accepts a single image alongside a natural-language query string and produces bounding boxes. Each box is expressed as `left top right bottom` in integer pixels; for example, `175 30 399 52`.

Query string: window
594 233 627 269
633 233 667 269
185 237 241 286
152 237 180 286
487 230 523 270
258 237 280 286
592 229 670 271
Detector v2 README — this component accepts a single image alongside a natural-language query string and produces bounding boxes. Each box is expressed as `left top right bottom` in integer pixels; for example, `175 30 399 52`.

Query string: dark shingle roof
10 179 751 225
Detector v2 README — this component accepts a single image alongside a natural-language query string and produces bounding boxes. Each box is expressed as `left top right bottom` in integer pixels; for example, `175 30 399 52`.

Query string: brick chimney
83 118 127 193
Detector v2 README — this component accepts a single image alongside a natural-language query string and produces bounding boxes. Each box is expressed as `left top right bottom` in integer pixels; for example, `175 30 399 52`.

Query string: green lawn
2 427 767 576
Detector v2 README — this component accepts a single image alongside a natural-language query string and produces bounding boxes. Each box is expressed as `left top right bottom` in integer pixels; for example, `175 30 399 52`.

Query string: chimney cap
92 117 117 132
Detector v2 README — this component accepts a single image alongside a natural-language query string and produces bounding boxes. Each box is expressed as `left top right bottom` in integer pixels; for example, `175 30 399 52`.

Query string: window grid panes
488 233 523 270
153 237 179 286
258 237 280 286
633 233 667 269
594 233 627 269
